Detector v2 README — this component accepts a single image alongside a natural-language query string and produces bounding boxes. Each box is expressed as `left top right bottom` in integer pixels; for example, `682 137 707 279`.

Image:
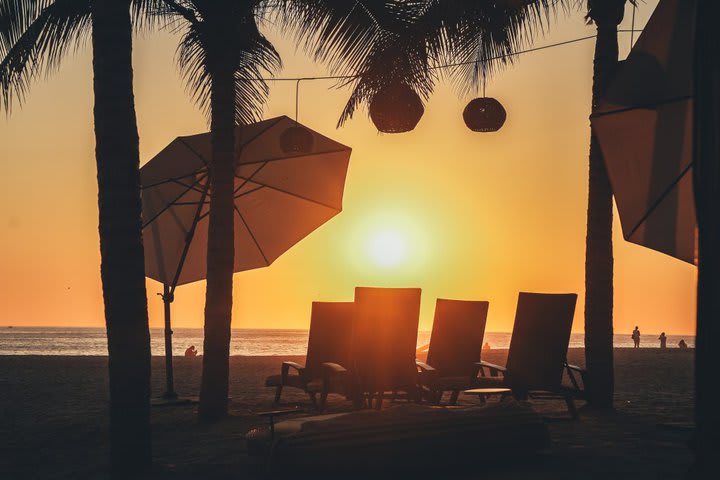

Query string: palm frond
0 0 90 112
168 0 280 126
427 0 572 97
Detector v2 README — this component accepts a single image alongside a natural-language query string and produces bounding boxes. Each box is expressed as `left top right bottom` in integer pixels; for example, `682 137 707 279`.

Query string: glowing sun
368 231 408 267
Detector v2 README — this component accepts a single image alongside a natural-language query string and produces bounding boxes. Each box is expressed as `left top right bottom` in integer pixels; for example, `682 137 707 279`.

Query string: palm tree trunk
198 64 236 422
90 0 151 472
692 0 720 472
584 0 625 409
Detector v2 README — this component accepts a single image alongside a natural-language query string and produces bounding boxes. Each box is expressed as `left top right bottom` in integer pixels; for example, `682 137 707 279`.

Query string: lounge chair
320 287 422 411
416 299 489 405
246 401 549 474
265 301 353 407
475 292 586 418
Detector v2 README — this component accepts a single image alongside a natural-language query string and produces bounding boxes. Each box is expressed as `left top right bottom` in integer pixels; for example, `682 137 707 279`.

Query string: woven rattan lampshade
279 125 315 154
463 97 507 132
369 83 424 133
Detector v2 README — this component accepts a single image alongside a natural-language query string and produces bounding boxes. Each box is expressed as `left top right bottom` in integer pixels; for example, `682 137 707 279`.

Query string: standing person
632 326 641 348
659 332 667 349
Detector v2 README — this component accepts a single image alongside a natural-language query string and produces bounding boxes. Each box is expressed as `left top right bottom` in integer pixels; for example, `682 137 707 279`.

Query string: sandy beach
1 348 694 479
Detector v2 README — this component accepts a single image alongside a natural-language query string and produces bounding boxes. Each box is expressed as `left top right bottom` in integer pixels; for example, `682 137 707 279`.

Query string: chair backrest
505 292 578 391
304 302 354 379
350 287 422 394
426 299 489 377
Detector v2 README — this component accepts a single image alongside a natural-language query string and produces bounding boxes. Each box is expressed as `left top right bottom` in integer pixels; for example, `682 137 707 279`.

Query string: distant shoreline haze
0 327 696 356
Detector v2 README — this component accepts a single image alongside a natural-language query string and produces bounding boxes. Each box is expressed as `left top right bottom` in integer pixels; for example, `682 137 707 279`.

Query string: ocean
0 327 695 356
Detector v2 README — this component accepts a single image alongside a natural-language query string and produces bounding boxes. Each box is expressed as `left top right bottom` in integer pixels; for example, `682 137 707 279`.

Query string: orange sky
0 1 697 335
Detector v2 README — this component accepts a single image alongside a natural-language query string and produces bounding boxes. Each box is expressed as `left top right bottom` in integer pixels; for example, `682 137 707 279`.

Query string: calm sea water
0 327 695 356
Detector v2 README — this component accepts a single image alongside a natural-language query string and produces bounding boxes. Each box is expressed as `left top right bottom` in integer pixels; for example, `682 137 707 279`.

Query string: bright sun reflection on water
369 231 408 267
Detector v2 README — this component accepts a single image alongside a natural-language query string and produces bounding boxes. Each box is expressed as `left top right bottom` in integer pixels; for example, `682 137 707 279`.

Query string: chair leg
449 390 460 406
565 395 579 420
375 392 384 410
274 385 283 404
319 391 329 413
308 392 318 409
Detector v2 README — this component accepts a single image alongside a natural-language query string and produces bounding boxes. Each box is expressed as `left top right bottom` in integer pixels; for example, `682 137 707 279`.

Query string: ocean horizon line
0 325 698 337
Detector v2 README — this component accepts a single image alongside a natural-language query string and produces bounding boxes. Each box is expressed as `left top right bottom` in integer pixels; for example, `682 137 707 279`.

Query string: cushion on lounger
246 400 548 473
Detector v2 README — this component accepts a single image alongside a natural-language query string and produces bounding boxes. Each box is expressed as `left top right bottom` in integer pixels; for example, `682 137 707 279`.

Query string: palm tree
158 0 280 422
692 0 720 472
0 0 153 473
582 0 628 409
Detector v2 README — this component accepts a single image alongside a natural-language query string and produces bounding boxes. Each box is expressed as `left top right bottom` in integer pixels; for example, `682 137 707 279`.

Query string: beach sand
0 348 694 479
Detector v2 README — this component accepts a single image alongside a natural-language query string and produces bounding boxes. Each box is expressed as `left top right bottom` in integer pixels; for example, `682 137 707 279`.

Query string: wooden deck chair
475 292 586 419
265 301 353 407
321 287 421 411
416 299 489 405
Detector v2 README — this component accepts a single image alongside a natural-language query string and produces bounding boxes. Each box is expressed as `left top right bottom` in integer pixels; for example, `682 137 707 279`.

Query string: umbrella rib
178 138 210 167
142 172 209 228
233 176 341 212
234 162 268 195
590 95 692 119
170 181 211 293
141 168 208 190
627 161 693 238
234 185 265 198
235 116 285 151
233 205 270 266
234 148 350 166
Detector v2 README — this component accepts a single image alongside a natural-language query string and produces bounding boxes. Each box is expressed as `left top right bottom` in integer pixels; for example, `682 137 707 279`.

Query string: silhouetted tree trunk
91 0 152 472
198 57 236 422
584 0 625 408
692 0 720 473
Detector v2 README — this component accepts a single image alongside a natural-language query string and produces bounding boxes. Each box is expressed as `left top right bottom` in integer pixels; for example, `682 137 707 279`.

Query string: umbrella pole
162 284 177 399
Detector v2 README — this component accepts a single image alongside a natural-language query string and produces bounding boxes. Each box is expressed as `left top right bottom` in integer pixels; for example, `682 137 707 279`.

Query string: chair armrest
321 362 348 375
475 360 506 377
564 362 587 391
281 361 305 382
565 363 585 373
416 361 436 372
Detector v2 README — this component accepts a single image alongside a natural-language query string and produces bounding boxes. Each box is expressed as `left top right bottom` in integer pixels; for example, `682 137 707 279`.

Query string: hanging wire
240 30 641 86
630 2 637 52
294 79 301 124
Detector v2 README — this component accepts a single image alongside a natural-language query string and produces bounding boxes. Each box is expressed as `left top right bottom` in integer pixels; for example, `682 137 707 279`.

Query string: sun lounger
320 287 422 411
265 301 353 407
416 299 489 405
475 292 586 418
246 400 549 474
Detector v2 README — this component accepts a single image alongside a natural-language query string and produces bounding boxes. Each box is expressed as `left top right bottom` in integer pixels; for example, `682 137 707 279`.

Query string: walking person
659 332 667 349
632 326 641 348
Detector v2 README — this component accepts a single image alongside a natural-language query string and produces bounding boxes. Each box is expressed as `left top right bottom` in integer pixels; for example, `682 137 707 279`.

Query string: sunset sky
0 1 697 335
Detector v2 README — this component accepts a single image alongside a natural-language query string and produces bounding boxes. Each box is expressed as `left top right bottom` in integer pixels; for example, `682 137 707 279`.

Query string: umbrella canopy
591 0 695 264
141 116 352 287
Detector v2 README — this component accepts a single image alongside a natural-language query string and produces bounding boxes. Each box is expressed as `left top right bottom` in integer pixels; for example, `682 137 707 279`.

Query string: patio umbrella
590 0 695 264
141 116 351 399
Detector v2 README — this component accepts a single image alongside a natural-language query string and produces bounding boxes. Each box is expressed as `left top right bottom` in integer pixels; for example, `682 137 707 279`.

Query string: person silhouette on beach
658 332 667 349
678 339 688 349
632 326 641 348
185 345 198 357
482 342 491 351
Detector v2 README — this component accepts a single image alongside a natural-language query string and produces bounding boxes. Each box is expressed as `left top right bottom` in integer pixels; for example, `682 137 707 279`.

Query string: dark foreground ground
0 348 695 479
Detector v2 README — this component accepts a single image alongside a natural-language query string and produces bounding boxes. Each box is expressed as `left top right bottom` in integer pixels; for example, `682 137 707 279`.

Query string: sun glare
369 231 408 267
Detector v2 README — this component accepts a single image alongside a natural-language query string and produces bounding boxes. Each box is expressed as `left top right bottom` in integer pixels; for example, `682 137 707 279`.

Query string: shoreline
0 346 697 358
